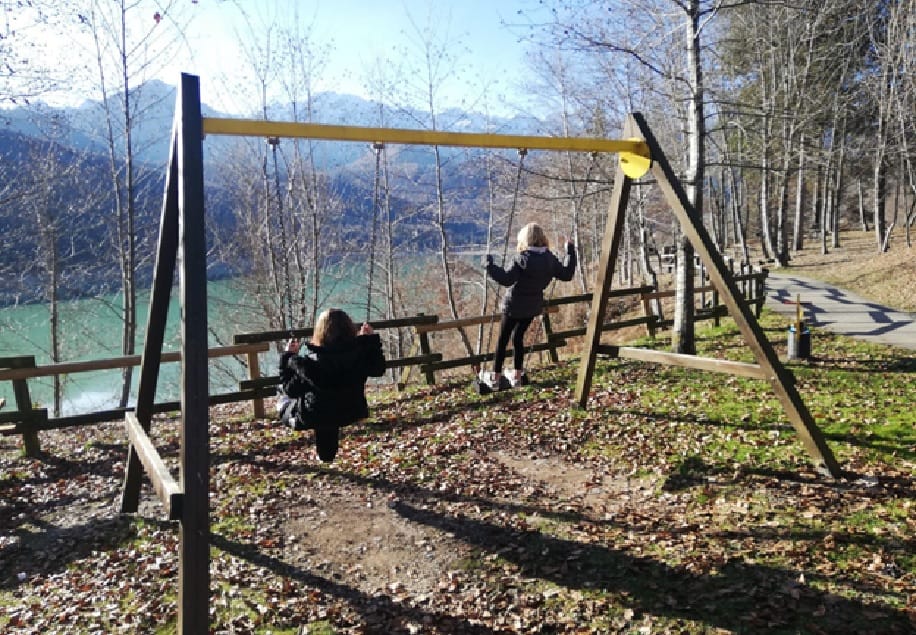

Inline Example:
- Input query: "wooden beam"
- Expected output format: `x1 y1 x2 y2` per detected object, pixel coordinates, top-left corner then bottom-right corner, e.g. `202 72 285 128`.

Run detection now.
549 315 659 341
575 117 636 407
603 346 768 379
0 343 268 382
413 307 557 334
541 286 654 308
632 112 841 478
421 341 564 373
177 72 210 635
12 378 40 456
233 315 439 344
121 112 182 516
240 352 445 392
124 412 182 520
0 356 36 369
203 117 651 157
246 349 265 419
0 409 48 424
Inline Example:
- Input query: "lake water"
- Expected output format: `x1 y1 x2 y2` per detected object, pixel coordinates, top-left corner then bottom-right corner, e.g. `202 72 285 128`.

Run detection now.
0 277 365 416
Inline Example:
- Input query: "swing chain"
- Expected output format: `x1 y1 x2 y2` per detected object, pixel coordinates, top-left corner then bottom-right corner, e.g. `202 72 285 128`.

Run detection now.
366 143 385 322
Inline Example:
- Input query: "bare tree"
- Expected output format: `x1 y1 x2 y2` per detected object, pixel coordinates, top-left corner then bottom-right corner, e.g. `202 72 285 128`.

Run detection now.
866 0 915 251
72 0 194 407
524 0 718 353
389 3 477 355
0 1 65 105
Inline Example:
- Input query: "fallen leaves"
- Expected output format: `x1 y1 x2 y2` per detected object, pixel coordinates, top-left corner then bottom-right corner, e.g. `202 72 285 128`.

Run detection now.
1 332 914 633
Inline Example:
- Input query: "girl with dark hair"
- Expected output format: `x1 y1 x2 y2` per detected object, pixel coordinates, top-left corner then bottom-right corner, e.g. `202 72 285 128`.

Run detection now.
277 308 386 461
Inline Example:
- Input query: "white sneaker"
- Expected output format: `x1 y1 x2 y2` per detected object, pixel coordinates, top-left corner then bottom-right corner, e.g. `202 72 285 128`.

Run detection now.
478 370 497 390
503 369 520 388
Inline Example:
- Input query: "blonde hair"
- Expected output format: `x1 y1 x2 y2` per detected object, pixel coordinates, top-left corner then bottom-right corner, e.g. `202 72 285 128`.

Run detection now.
311 308 357 347
516 222 550 253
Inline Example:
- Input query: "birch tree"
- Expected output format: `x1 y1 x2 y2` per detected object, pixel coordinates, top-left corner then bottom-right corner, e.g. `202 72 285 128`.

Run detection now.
389 3 477 355
525 0 721 354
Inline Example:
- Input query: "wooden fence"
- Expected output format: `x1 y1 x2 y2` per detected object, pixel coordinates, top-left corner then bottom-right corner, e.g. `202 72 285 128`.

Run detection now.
0 343 269 456
1 267 767 457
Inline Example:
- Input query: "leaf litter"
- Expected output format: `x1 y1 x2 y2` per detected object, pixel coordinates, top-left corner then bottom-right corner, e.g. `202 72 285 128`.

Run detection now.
1 321 915 634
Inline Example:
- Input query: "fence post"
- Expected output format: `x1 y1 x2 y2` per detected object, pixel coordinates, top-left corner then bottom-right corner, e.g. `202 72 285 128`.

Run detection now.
416 313 437 385
641 275 658 338
755 268 768 318
540 312 561 363
13 377 41 457
0 356 42 457
397 339 420 391
247 349 265 419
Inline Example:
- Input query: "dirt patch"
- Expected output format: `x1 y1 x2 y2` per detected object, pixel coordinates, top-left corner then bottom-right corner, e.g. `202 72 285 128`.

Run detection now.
492 450 657 517
284 487 462 597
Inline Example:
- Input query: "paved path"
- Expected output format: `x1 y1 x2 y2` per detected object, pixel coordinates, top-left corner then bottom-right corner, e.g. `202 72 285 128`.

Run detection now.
765 273 916 351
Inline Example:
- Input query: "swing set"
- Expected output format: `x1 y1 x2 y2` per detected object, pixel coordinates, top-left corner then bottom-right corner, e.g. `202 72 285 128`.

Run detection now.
122 73 840 633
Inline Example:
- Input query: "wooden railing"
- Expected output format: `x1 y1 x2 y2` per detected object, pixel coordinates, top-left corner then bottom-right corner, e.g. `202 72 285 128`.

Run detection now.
1 267 767 457
0 343 269 456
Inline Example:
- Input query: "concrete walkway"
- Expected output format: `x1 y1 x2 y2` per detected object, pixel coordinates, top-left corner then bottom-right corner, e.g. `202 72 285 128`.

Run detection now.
765 273 916 351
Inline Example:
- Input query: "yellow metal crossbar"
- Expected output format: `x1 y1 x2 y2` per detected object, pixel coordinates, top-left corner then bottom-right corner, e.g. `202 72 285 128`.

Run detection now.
202 117 650 157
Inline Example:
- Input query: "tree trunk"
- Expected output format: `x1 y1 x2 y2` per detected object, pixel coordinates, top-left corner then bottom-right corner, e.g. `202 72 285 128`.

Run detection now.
858 180 869 231
873 160 887 251
792 136 805 252
774 141 792 266
672 0 702 355
758 110 775 261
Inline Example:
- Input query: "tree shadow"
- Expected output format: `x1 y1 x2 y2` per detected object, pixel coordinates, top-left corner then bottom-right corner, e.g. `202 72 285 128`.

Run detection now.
389 498 913 633
0 514 136 590
808 356 916 373
0 450 125 534
601 403 915 463
210 532 511 634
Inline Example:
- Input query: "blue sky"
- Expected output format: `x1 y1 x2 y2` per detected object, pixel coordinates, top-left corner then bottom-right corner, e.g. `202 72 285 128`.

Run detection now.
9 0 546 117
178 0 544 116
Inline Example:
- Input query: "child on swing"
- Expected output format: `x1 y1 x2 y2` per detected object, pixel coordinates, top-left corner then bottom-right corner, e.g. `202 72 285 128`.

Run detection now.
483 222 577 390
277 308 386 462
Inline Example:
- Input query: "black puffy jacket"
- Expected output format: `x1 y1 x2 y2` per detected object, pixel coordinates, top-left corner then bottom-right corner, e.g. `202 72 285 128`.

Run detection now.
486 244 577 318
279 333 386 429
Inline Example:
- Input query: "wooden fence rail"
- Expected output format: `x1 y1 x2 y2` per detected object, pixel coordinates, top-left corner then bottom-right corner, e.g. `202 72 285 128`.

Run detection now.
0 343 269 456
2 268 766 457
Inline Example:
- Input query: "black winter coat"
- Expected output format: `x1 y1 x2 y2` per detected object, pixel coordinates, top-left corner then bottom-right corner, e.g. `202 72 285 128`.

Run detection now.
485 244 577 318
279 333 386 429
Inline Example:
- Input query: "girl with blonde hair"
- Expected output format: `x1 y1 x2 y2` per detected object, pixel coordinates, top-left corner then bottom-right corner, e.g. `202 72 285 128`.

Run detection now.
483 222 576 389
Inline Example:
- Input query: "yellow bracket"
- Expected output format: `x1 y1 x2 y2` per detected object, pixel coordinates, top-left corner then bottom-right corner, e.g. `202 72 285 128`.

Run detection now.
620 138 652 178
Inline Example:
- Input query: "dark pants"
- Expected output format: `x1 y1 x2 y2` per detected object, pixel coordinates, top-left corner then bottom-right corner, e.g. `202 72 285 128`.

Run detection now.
279 398 340 462
493 315 534 373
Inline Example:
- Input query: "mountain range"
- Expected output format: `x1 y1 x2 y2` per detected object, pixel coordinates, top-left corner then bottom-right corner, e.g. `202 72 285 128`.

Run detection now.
0 80 546 306
0 79 545 170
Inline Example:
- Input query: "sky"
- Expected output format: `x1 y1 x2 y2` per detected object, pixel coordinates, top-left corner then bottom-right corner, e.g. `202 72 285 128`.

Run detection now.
181 0 543 116
15 0 548 118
